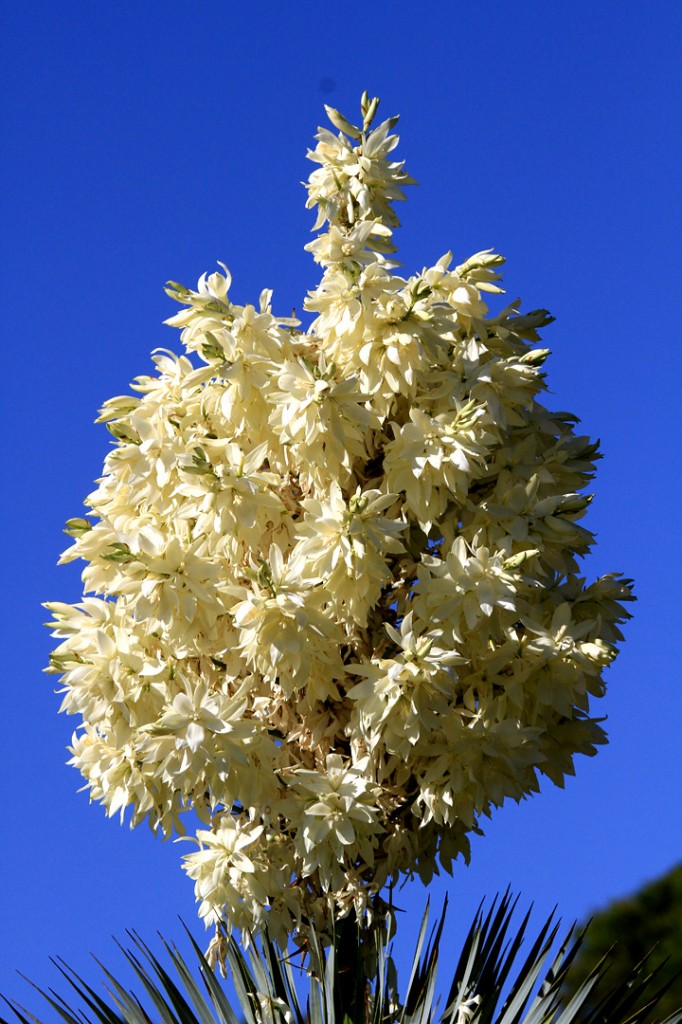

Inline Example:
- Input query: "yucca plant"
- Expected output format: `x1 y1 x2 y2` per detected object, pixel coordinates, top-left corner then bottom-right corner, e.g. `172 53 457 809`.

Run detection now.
45 91 634 950
4 897 681 1024
33 90 674 1024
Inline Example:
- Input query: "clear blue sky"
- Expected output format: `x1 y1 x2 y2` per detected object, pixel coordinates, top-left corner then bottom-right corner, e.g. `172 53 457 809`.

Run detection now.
1 0 681 1007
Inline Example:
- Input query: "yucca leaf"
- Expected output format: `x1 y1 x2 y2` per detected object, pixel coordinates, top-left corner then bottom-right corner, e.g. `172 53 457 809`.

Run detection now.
8 974 96 1024
111 945 182 1024
158 941 217 1024
123 935 207 1024
541 958 602 1024
259 937 304 1024
0 999 37 1024
180 932 240 1024
223 942 260 1024
520 926 584 1024
581 955 674 1024
402 899 434 1019
48 960 125 1024
3 897 681 1024
371 929 390 1024
496 915 561 1024
92 957 154 1024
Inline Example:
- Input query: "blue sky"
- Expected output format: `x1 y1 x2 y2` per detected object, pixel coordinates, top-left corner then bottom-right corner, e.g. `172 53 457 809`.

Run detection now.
1 0 681 1007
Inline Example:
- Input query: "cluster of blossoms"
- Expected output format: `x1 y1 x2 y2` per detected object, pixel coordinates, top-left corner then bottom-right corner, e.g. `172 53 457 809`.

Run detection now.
47 94 632 948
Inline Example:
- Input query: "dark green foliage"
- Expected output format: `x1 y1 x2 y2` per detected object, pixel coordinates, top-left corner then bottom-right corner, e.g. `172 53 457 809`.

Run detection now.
2 894 681 1024
560 863 682 1021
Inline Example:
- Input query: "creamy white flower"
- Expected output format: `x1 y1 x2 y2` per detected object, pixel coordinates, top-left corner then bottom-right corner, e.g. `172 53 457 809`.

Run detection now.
383 405 490 530
281 754 383 888
47 95 633 948
293 483 405 625
266 355 379 486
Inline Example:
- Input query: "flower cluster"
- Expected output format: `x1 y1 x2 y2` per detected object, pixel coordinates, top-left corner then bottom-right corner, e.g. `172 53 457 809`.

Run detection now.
47 93 633 947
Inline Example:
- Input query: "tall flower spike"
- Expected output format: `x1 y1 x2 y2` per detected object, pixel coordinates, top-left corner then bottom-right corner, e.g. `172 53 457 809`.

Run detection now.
305 93 416 266
47 95 633 952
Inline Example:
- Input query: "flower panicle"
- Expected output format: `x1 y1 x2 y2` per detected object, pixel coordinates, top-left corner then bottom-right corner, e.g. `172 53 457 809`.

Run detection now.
46 94 633 948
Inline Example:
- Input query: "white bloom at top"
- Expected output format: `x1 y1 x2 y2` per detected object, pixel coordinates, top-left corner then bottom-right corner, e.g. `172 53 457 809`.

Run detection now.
305 111 414 238
47 95 633 949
